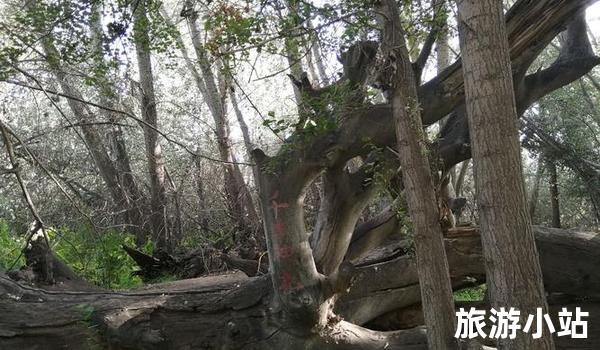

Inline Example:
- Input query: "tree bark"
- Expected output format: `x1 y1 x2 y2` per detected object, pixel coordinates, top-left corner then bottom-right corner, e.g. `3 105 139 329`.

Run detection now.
528 160 544 221
454 160 470 198
548 160 562 228
379 1 459 348
133 1 171 250
457 0 555 349
311 165 377 274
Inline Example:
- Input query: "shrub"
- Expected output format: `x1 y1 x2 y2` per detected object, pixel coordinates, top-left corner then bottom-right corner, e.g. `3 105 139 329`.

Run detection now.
0 219 25 271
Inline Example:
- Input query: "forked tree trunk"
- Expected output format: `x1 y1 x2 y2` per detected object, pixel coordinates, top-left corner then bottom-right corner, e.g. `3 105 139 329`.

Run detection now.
457 0 555 349
379 1 459 348
39 37 147 241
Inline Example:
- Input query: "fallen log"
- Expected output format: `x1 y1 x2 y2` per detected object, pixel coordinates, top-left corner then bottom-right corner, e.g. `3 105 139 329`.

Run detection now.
122 244 268 279
338 226 600 325
367 299 600 350
1 226 598 349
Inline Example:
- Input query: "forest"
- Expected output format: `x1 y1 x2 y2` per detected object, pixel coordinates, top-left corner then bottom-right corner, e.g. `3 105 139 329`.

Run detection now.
0 0 599 349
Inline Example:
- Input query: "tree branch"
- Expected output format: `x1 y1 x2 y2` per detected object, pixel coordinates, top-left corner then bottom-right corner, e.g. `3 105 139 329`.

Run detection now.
520 13 600 110
311 162 379 275
413 0 447 83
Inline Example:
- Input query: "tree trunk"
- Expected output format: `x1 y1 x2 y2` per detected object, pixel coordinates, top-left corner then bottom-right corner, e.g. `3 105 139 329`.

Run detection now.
25 0 147 239
283 0 305 108
454 159 470 197
193 154 210 231
528 159 544 220
90 2 147 242
133 0 171 250
435 2 459 225
181 3 260 238
457 0 555 349
230 91 261 209
548 160 562 228
436 14 451 74
379 1 459 348
308 20 329 85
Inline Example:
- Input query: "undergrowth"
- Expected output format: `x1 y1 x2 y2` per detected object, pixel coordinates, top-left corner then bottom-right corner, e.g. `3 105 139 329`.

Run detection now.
0 219 154 289
453 284 487 302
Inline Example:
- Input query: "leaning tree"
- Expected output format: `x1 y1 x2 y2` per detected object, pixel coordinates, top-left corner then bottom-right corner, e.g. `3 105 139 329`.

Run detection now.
1 0 600 349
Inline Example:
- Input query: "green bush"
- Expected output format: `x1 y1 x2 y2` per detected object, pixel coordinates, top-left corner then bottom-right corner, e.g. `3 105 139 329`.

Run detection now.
51 225 150 289
454 284 487 302
0 220 153 289
0 219 25 271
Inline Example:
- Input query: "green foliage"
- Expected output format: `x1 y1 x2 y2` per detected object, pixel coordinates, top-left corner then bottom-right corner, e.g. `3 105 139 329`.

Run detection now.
0 46 22 80
262 111 294 135
362 143 389 189
50 226 149 289
521 48 600 228
16 1 94 64
132 0 181 55
454 284 487 302
1 221 177 289
0 220 25 271
335 1 374 46
204 2 263 59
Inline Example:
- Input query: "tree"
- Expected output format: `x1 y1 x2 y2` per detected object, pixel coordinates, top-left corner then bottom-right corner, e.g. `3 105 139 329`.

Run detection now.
528 159 544 220
179 1 260 246
1 0 599 348
378 0 458 348
457 0 555 349
132 0 172 250
20 1 149 243
548 160 562 228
